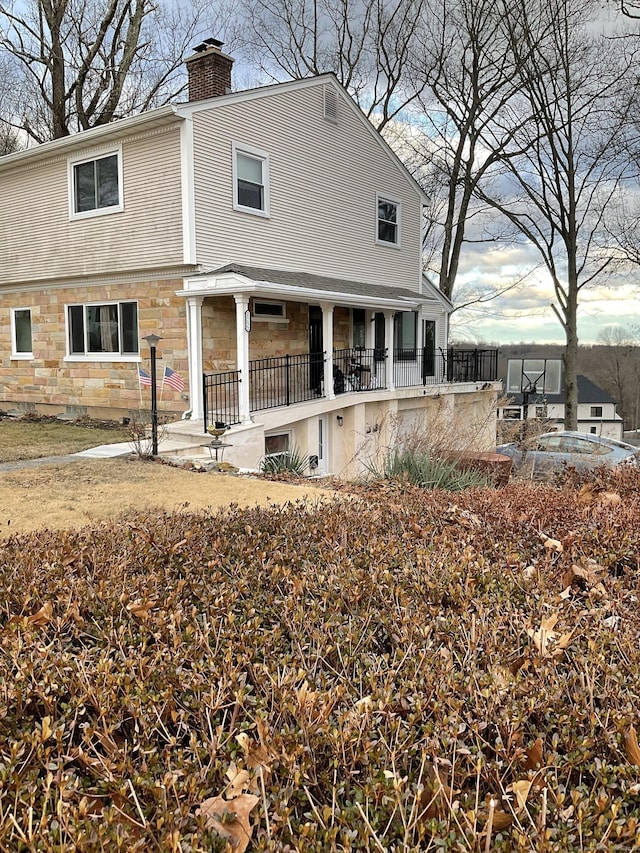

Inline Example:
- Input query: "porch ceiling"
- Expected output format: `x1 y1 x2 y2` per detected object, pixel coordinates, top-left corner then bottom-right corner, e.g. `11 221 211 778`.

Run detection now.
179 263 432 310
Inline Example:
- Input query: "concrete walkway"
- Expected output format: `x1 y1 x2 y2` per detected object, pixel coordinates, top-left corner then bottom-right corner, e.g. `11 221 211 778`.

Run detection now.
0 434 207 472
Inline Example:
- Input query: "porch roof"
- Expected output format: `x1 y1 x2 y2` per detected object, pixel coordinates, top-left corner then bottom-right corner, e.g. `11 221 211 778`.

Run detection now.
179 264 435 310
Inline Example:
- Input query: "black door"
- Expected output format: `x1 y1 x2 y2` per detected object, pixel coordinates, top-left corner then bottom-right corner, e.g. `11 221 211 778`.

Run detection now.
309 305 323 393
422 319 436 380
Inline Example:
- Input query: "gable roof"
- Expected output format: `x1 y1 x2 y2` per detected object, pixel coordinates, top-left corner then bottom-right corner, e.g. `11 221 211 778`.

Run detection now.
0 75 428 206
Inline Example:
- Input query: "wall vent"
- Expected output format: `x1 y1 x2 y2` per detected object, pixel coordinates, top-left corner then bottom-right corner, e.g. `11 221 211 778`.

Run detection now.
324 87 338 123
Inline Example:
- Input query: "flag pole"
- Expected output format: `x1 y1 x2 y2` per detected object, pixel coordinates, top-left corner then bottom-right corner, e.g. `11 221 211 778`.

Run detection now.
159 364 166 406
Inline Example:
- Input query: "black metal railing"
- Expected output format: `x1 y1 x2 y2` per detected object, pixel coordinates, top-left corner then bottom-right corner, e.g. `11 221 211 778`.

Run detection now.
444 348 498 383
333 347 387 394
203 370 241 431
203 347 498 428
249 352 325 413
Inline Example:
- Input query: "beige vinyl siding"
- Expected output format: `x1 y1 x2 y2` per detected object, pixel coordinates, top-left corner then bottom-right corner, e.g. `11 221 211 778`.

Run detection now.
0 126 184 286
191 85 423 291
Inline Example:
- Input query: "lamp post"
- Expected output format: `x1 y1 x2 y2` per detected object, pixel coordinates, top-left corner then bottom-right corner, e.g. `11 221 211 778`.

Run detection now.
143 334 163 455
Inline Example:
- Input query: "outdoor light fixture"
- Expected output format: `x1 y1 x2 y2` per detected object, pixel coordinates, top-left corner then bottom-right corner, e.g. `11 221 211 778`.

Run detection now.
336 415 344 426
143 333 163 455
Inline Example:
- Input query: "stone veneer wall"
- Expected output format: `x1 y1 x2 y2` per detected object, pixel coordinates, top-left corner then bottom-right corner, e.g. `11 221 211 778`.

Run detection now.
202 298 348 371
0 278 188 420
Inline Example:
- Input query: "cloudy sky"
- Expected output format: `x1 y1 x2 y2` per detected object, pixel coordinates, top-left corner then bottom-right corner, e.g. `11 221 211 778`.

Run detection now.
448 248 640 346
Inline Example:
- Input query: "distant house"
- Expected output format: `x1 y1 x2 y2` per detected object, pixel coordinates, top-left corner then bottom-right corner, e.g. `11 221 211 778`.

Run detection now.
0 41 500 476
499 374 623 440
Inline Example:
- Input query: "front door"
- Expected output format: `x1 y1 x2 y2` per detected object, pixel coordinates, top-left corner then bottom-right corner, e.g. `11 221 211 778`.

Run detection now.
309 305 323 393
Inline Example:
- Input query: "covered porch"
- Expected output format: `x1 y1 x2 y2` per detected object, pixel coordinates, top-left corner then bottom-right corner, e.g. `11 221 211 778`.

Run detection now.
202 346 498 429
178 264 497 430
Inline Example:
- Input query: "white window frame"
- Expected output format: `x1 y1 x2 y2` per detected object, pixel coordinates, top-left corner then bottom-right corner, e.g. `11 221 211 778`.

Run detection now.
64 299 140 362
376 194 401 247
251 300 287 322
232 142 270 217
67 145 124 220
264 431 293 457
10 307 34 360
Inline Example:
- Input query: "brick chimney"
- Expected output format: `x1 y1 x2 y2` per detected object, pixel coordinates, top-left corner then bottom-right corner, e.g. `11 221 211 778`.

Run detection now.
185 38 234 101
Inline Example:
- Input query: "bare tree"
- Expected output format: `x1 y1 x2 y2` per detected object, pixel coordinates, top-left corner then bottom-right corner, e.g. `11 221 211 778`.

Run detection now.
235 0 426 131
478 0 637 430
587 326 640 429
404 0 535 301
0 0 211 142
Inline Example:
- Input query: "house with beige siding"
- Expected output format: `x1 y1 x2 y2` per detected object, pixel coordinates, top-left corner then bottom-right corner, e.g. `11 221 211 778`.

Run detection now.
0 40 500 476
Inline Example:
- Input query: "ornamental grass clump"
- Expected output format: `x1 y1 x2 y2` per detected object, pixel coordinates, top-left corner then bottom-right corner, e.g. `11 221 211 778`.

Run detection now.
1 465 640 849
378 445 491 490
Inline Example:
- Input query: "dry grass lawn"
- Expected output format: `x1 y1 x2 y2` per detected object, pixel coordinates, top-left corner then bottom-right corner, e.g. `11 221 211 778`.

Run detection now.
0 418 131 462
0 458 326 538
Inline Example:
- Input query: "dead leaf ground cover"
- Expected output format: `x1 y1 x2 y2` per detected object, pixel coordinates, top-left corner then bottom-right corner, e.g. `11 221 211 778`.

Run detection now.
1 466 640 850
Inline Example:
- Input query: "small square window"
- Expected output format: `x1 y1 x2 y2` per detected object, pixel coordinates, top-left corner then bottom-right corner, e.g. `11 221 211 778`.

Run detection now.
377 196 400 245
69 148 123 218
11 308 33 359
233 144 270 216
590 406 603 417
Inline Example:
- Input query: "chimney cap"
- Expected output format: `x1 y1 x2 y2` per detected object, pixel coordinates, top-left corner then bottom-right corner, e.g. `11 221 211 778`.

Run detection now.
192 37 224 53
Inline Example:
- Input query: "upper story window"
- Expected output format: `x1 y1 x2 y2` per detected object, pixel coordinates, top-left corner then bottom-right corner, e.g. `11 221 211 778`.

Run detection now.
590 406 603 417
66 301 138 359
11 307 33 359
68 148 123 219
377 195 400 246
233 143 270 217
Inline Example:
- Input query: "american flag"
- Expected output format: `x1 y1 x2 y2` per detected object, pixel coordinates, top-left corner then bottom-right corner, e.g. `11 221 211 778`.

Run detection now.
138 367 152 387
163 366 185 392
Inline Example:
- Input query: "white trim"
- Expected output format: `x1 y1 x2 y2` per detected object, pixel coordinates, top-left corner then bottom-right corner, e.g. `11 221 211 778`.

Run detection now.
375 193 401 248
252 299 287 321
232 142 270 218
180 116 197 264
67 145 124 220
179 272 423 311
10 306 34 359
63 355 141 364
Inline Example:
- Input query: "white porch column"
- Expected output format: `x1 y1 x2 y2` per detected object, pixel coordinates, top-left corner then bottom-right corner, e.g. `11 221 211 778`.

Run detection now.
186 296 204 420
234 294 252 423
365 310 375 349
320 302 335 400
385 310 396 391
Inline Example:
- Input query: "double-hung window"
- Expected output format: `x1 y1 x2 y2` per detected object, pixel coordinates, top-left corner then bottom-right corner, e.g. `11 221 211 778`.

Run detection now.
67 301 138 358
233 143 270 216
11 308 33 359
69 148 123 218
377 195 400 246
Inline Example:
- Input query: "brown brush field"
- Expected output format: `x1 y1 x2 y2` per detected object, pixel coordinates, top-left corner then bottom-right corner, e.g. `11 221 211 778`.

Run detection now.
1 464 640 850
